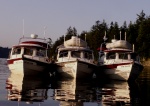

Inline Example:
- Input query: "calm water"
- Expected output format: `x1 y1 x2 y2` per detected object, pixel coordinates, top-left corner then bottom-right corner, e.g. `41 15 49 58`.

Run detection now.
0 58 150 106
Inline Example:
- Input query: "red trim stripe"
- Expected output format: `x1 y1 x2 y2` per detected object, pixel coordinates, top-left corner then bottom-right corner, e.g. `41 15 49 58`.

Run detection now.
7 58 22 64
103 62 133 69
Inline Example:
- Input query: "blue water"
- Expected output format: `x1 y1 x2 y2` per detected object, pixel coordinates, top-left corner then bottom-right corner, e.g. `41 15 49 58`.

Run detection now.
0 58 150 106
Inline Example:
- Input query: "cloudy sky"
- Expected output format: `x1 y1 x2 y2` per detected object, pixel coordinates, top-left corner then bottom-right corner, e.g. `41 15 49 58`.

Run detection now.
0 0 150 47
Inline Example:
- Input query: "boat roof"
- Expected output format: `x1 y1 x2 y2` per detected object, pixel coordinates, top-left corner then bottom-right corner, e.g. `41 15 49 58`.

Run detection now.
58 47 93 52
13 44 46 49
13 41 49 49
104 48 132 52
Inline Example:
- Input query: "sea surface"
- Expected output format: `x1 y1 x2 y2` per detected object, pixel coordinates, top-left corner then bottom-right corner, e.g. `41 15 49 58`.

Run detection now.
0 58 150 106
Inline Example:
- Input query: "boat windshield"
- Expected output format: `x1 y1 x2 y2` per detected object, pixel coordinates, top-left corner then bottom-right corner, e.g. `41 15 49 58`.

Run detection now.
59 50 68 58
71 51 81 58
106 52 129 60
36 48 46 57
119 53 128 59
24 48 33 56
106 52 115 59
12 47 21 55
84 51 93 59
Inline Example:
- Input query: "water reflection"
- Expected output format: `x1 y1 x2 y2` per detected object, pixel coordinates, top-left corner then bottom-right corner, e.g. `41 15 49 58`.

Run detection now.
5 73 51 104
5 72 142 106
51 78 95 106
101 81 130 105
50 78 141 106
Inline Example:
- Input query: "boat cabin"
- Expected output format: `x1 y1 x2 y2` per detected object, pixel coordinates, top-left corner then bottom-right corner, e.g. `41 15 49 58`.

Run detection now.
99 49 141 64
57 48 94 63
9 45 49 62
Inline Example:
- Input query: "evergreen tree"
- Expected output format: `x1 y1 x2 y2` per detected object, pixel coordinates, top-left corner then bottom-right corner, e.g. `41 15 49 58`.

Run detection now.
108 21 119 41
49 10 150 60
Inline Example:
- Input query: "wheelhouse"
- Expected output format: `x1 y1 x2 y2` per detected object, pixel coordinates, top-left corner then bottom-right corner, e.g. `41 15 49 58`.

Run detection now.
103 50 140 62
9 46 48 59
57 48 94 63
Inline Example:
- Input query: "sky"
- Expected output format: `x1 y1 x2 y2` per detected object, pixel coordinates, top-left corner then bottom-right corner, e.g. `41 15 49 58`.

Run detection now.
0 0 150 48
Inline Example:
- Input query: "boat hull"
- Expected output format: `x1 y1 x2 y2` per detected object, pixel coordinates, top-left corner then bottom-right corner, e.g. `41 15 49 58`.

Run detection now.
7 57 50 75
97 62 143 81
128 62 144 81
56 60 96 79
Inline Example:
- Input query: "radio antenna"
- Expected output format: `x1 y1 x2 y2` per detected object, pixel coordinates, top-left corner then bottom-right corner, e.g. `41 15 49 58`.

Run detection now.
125 32 126 41
44 26 47 39
23 19 24 37
120 31 121 40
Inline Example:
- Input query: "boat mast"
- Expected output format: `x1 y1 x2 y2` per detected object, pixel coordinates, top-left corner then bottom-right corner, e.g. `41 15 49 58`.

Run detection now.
23 19 24 37
85 34 86 42
120 31 121 40
85 34 87 47
44 26 47 39
125 32 126 41
133 44 135 52
98 31 107 63
79 35 80 47
75 34 77 47
64 34 65 45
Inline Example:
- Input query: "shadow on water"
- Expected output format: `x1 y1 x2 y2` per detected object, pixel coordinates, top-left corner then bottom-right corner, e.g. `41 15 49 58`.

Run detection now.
4 66 150 106
136 66 150 106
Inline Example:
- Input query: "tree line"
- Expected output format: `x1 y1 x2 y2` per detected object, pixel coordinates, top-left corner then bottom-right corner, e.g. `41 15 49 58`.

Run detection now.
50 10 150 61
1 10 150 61
0 47 10 58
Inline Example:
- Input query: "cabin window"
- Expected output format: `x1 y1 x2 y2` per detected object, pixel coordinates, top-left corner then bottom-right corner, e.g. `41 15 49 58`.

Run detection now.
84 51 93 59
24 48 33 56
119 53 128 59
59 51 68 58
36 48 46 57
71 51 80 58
106 52 115 59
12 47 21 55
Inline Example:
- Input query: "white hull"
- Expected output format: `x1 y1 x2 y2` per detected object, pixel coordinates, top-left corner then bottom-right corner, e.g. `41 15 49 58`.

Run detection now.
7 34 53 76
8 59 47 75
98 38 143 81
56 60 95 79
56 36 96 79
102 62 143 81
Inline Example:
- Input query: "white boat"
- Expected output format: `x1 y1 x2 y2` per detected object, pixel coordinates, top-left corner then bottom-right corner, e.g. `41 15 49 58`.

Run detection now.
97 37 143 81
55 36 97 79
7 34 53 75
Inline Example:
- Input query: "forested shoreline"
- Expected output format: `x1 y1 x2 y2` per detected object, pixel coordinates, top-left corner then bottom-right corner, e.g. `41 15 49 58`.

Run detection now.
1 11 150 61
51 10 150 61
0 47 10 58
